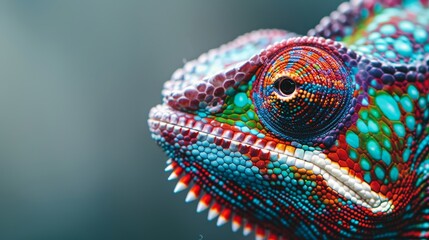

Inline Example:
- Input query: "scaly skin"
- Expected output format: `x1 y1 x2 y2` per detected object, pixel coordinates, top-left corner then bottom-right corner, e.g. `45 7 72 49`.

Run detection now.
148 0 429 239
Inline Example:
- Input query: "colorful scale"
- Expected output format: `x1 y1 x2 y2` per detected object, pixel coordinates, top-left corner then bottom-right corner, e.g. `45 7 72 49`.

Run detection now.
149 0 429 239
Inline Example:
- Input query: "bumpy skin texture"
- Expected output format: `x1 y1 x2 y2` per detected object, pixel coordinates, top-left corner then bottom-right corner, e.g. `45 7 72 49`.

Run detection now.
148 0 429 239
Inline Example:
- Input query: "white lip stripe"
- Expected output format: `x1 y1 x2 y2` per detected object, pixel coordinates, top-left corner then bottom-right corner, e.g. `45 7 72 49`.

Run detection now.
284 151 393 213
149 107 394 213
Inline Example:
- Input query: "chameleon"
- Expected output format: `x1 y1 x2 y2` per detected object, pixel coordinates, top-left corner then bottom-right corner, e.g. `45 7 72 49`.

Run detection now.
148 0 429 239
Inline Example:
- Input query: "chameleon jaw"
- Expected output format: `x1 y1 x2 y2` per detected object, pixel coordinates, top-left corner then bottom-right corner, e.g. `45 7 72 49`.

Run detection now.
164 158 283 240
149 104 394 214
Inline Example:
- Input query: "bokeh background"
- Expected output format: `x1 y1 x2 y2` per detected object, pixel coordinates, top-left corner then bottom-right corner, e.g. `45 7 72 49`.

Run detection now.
0 0 345 239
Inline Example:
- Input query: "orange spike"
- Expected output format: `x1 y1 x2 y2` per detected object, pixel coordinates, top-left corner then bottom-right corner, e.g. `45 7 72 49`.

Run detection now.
231 214 242 232
185 184 201 202
208 202 222 220
164 161 177 172
196 194 212 212
243 221 253 236
174 174 192 193
255 226 266 240
267 232 279 240
168 167 183 180
216 208 232 226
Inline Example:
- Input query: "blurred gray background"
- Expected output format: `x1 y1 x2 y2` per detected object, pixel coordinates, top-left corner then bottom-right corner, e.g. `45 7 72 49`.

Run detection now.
0 0 344 239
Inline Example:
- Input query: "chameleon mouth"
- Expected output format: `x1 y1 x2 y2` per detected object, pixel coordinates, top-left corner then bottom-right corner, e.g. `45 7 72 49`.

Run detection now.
148 105 394 215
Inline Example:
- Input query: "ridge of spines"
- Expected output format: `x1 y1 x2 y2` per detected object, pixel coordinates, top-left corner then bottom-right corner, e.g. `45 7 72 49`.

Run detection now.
164 159 284 240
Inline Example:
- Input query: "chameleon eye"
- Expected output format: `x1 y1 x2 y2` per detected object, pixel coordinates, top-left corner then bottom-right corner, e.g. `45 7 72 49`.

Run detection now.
252 39 354 142
275 77 297 96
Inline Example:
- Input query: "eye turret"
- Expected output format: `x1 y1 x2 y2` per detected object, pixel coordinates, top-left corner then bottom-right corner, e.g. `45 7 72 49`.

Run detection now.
252 37 355 142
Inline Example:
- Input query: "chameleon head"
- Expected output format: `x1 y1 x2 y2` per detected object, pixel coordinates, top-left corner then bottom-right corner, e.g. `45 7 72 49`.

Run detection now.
148 31 425 238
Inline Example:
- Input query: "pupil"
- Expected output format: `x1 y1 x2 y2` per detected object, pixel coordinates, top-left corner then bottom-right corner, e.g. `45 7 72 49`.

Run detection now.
277 77 296 95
